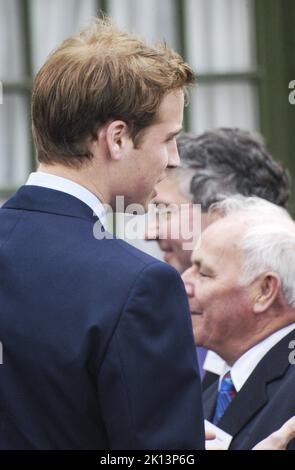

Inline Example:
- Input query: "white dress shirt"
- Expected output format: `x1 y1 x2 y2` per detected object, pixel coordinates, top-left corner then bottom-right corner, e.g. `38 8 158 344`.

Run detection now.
204 322 295 392
26 171 106 226
203 351 228 377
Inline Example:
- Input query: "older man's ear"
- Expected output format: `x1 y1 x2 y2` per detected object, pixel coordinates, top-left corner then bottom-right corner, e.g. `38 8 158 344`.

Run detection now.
252 272 281 314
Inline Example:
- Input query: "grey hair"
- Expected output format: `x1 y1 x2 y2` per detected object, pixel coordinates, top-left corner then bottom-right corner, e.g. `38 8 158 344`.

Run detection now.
176 128 290 210
210 195 295 308
209 194 292 219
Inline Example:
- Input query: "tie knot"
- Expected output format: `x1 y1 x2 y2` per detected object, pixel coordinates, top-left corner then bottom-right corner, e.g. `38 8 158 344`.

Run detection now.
220 371 235 392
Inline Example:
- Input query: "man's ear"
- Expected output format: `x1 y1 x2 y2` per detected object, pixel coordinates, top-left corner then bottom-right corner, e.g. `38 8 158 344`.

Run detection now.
105 120 132 161
253 272 281 314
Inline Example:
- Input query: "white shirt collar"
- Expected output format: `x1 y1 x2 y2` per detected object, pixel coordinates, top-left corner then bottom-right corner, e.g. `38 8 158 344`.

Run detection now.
230 323 295 392
203 351 227 377
25 172 106 226
203 323 295 392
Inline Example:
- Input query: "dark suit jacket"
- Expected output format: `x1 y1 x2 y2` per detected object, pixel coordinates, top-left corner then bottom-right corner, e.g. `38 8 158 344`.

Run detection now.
0 186 204 450
202 371 219 391
203 331 295 449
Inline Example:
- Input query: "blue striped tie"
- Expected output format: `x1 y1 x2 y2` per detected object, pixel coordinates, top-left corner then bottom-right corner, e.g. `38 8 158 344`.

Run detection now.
212 371 236 425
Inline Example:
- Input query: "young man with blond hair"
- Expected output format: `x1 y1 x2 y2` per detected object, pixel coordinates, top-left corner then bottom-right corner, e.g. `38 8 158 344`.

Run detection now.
0 19 204 449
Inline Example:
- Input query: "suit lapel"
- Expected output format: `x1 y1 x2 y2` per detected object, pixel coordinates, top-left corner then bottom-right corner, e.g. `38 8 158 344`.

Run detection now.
203 380 218 421
217 330 294 437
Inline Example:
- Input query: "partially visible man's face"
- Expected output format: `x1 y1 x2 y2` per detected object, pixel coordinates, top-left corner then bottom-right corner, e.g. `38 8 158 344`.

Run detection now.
146 176 194 272
145 174 213 273
182 218 254 359
117 90 184 212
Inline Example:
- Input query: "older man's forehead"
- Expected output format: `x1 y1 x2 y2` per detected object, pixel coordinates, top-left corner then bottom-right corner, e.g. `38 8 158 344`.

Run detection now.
204 215 248 239
192 219 242 260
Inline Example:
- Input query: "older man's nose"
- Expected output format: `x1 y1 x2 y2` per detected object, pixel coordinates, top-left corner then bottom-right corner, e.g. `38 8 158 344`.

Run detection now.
184 282 194 297
182 268 194 296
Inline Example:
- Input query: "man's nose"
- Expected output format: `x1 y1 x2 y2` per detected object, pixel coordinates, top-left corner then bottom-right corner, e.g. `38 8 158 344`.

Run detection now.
167 143 180 169
182 268 194 296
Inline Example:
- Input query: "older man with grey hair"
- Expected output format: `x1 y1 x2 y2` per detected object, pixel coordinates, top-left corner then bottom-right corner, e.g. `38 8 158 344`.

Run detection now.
182 195 295 450
147 128 290 274
146 128 291 384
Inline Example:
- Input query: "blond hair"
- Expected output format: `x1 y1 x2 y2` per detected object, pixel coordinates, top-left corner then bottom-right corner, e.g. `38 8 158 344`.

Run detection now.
32 18 196 167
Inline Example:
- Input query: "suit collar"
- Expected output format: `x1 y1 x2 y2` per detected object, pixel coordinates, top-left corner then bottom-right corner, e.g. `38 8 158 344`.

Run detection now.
217 330 295 436
25 172 106 223
3 185 100 223
230 323 295 392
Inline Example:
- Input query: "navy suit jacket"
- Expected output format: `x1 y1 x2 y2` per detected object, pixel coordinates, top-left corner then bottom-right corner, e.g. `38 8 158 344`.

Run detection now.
203 331 295 449
0 186 204 450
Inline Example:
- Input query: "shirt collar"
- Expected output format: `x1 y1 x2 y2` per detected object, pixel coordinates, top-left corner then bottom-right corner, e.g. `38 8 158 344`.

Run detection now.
25 172 106 227
204 323 295 392
230 323 295 392
203 351 227 377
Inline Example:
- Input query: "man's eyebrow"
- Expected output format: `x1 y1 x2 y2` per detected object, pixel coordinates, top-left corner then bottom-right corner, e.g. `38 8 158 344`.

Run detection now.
192 258 213 273
166 128 182 140
191 258 201 267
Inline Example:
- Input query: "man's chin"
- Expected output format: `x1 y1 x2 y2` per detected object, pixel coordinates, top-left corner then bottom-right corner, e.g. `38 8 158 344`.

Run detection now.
193 331 205 348
163 254 182 272
163 251 174 263
192 316 203 335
